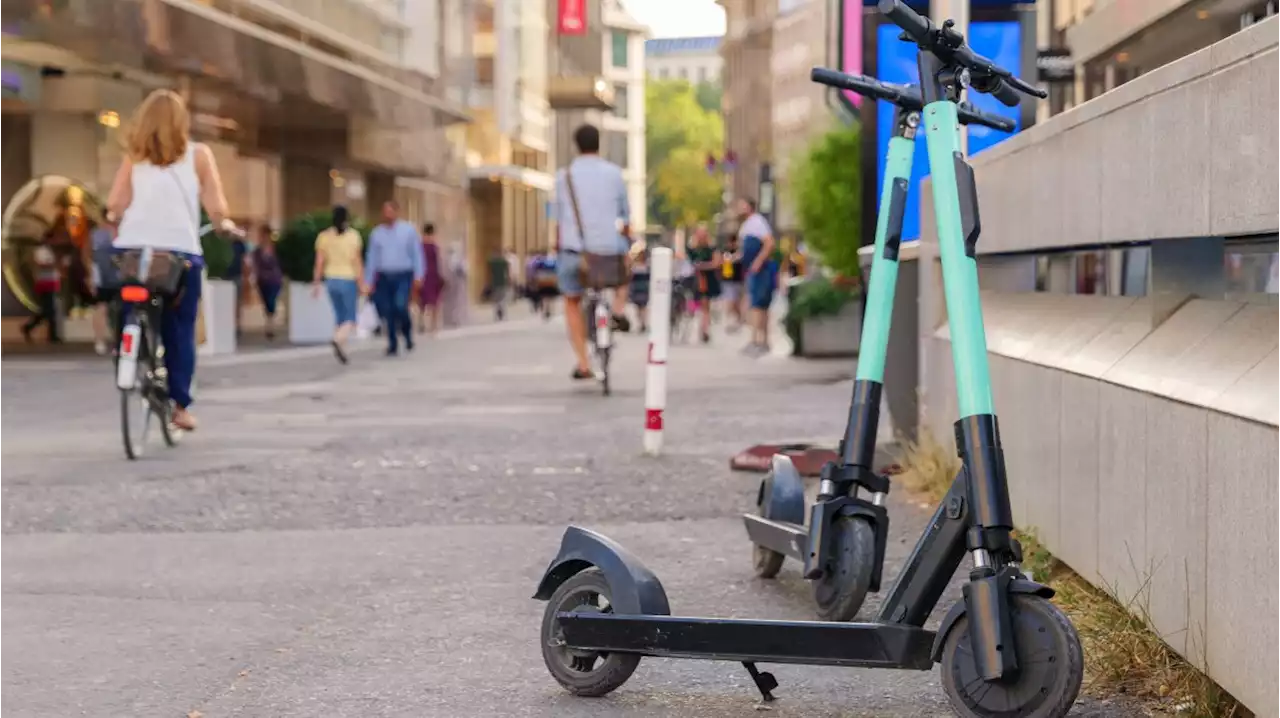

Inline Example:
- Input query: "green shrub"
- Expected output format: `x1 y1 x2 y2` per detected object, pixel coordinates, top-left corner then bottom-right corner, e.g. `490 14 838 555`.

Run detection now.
783 275 856 351
788 123 862 279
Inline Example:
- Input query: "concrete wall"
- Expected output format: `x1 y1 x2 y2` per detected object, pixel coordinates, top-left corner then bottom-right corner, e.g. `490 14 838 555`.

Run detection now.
912 17 1279 716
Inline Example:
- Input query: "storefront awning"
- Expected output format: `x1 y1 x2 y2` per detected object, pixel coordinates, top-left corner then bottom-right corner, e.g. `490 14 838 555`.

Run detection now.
1 0 468 128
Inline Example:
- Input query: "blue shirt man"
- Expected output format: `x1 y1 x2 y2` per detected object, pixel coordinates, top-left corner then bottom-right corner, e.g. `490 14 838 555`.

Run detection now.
365 201 424 355
552 123 633 379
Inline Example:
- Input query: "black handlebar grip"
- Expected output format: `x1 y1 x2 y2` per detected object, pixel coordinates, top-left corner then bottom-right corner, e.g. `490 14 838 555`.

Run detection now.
810 67 896 102
876 0 931 42
957 104 1015 132
986 78 1023 108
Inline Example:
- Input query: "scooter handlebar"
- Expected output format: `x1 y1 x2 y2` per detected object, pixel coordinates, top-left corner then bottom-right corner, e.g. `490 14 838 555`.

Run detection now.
810 67 910 106
956 103 1015 132
876 0 932 44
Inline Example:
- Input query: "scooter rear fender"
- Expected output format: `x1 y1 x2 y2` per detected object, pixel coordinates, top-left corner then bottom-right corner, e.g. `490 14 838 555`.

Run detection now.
757 454 806 526
532 525 672 616
929 576 1055 662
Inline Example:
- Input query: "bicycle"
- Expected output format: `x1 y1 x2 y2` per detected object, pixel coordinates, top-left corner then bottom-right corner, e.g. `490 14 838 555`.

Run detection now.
111 246 188 460
582 284 615 396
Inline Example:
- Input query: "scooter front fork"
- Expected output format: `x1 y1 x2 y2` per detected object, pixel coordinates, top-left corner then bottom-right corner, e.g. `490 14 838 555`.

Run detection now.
955 413 1026 681
802 462 891 590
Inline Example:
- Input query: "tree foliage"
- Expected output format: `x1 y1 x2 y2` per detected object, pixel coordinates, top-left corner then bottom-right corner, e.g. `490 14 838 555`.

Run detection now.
694 82 722 113
645 79 723 228
788 123 862 279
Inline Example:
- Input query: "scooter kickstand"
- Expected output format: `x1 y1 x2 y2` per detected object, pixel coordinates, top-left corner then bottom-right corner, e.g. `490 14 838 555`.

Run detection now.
742 662 778 702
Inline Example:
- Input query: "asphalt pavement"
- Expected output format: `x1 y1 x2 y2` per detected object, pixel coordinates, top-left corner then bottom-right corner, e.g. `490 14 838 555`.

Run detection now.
1 312 1144 718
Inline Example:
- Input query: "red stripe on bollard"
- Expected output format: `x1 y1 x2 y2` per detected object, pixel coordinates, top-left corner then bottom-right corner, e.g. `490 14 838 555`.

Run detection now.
647 343 665 365
645 408 664 430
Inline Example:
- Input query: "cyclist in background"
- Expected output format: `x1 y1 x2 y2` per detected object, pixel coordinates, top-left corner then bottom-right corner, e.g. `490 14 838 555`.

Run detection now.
106 88 234 432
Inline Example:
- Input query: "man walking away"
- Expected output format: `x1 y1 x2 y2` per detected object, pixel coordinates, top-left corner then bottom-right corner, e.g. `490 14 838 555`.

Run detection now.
22 244 62 344
736 198 778 356
365 200 424 356
552 123 633 380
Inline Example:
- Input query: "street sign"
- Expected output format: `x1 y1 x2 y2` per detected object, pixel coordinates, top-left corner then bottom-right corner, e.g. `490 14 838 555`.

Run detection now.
1036 48 1075 82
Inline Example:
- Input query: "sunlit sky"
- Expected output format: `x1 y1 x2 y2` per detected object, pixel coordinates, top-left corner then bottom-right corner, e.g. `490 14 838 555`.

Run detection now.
622 0 726 38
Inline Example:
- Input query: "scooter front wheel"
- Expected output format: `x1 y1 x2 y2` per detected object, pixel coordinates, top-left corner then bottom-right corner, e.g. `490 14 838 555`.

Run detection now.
940 594 1084 718
540 568 641 696
810 516 876 621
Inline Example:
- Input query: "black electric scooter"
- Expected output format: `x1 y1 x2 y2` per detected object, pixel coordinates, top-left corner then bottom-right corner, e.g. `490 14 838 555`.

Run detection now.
747 71 1016 623
533 4 1083 715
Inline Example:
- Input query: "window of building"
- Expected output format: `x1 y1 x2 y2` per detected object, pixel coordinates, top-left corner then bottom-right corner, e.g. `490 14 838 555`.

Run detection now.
697 66 707 83
613 84 628 118
658 67 669 79
605 130 629 168
678 67 688 80
611 31 628 68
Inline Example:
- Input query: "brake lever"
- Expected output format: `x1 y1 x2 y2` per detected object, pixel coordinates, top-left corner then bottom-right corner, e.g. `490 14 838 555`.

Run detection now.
1008 75 1049 99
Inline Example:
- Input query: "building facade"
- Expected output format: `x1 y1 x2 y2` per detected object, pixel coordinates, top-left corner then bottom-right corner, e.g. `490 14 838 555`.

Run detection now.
547 0 648 241
1 0 472 316
645 36 722 86
718 0 775 208
466 0 553 299
769 0 833 234
1037 0 1277 119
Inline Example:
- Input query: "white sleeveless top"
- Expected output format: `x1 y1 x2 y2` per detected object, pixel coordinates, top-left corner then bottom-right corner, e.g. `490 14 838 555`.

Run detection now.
114 142 203 256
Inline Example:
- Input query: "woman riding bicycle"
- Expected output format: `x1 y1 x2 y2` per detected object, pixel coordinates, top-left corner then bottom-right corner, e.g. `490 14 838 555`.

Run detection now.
106 89 234 432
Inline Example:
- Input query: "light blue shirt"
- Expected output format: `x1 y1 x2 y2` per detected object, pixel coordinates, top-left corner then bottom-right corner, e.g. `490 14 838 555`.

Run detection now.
553 155 630 255
365 219 425 286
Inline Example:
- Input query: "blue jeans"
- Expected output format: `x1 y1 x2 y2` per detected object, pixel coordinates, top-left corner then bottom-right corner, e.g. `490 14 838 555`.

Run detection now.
116 252 203 408
374 271 413 352
325 278 359 325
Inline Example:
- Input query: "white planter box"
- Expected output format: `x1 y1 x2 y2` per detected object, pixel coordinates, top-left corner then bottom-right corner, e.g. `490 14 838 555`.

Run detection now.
200 277 238 355
288 281 336 345
800 302 861 358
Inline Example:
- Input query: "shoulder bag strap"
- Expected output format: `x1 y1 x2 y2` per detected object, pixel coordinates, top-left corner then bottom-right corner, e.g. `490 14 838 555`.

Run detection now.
564 163 587 249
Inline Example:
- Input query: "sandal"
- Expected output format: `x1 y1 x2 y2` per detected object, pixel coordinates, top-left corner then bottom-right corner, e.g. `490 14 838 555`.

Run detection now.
171 407 198 431
571 367 594 380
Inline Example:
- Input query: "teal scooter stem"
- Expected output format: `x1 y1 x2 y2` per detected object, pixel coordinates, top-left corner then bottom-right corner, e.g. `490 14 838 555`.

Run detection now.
746 68 1015 623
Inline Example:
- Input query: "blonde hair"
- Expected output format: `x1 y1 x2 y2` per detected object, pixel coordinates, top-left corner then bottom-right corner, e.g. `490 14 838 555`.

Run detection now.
125 89 190 166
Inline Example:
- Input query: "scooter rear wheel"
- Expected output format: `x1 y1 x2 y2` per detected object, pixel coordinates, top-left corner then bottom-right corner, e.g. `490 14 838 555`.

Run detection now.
540 568 641 697
940 594 1084 718
810 516 876 621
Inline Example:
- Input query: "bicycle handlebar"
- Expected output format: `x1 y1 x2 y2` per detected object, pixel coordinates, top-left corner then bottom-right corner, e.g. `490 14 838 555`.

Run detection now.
875 0 1048 105
810 66 1016 132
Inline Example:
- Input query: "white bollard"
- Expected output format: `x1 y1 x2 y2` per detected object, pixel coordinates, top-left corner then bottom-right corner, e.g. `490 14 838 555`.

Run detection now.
644 247 673 455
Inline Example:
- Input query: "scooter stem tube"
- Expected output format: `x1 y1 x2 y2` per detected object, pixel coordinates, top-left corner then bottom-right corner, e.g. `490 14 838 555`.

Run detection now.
854 135 914 385
920 100 994 418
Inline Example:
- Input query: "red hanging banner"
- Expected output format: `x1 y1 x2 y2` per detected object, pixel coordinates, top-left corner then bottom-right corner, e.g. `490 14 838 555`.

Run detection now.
558 0 587 35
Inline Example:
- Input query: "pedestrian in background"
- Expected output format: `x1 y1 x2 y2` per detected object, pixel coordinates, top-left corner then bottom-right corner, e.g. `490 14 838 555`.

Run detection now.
364 200 424 356
720 234 745 332
22 243 62 344
251 224 283 341
486 250 511 321
442 240 468 328
414 222 445 336
225 226 250 337
312 205 364 364
687 223 722 344
88 217 118 355
736 197 778 356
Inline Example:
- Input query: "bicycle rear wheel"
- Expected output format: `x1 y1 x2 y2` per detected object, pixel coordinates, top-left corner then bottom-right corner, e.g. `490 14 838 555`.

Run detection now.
119 331 153 461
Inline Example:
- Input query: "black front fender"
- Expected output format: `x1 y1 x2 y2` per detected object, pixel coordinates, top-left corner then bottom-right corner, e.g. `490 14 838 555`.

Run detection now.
929 577 1055 662
532 526 672 616
757 454 806 526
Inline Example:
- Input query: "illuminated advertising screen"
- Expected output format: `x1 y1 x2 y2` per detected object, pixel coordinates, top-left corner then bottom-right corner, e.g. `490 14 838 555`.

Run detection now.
873 20 1023 242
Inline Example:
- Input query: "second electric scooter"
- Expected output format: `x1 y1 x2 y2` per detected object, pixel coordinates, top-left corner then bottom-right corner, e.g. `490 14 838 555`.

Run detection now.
747 71 1016 623
534 4 1083 716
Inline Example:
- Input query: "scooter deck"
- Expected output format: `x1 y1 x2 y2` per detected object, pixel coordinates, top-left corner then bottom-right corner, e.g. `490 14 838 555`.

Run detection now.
742 514 808 561
557 613 936 670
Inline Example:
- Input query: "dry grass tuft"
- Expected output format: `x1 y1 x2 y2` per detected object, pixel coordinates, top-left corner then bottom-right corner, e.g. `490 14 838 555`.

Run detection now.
890 433 1248 718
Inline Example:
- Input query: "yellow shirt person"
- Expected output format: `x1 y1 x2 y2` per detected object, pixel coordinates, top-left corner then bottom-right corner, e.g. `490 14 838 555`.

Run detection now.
315 226 363 280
